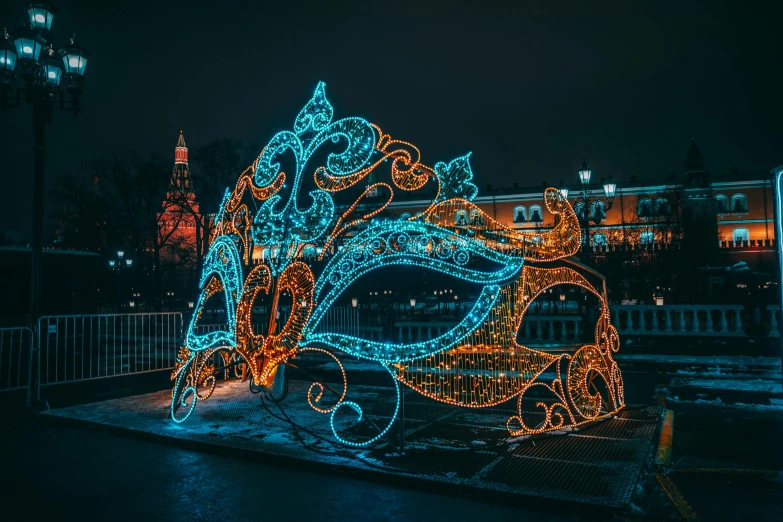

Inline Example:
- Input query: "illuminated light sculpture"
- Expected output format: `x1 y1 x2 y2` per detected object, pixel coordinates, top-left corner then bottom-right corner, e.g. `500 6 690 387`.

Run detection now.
171 81 626 446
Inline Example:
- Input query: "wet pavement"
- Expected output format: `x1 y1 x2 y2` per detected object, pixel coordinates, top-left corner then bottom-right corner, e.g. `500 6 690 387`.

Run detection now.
39 379 660 508
1 417 606 522
3 355 783 520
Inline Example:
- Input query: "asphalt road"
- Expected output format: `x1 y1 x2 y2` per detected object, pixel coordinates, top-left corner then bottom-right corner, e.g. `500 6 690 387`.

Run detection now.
1 417 602 522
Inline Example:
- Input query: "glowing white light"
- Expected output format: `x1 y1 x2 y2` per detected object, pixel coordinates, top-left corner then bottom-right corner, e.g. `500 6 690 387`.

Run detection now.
23 46 33 54
34 14 46 23
47 71 56 78
68 57 80 67
0 58 5 64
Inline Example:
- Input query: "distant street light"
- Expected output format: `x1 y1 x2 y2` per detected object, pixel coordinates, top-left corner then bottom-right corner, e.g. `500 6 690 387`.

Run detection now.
2 2 91 330
351 297 358 308
562 161 618 265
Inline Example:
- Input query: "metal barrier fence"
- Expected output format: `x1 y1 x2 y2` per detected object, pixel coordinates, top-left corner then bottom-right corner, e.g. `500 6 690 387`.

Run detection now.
37 313 183 392
314 306 359 337
0 327 34 403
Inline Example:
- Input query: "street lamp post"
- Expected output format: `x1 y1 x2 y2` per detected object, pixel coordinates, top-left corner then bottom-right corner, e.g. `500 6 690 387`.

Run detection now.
562 162 617 265
1 2 91 329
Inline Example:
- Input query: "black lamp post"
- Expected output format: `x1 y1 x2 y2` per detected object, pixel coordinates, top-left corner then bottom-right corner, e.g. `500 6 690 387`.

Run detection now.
561 162 617 265
1 2 91 328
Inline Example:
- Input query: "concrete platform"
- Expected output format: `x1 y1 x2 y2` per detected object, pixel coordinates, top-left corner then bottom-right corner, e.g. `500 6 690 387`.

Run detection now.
42 379 661 509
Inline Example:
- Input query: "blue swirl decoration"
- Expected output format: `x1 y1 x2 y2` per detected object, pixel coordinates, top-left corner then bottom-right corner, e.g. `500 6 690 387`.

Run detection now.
251 84 377 276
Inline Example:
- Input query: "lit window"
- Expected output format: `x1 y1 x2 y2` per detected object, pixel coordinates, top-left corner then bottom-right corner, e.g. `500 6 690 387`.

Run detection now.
529 204 543 223
655 198 670 215
714 194 729 213
731 193 748 214
455 210 467 226
640 231 654 244
637 198 653 218
732 228 749 243
513 205 527 223
400 212 411 220
593 233 608 246
469 209 483 225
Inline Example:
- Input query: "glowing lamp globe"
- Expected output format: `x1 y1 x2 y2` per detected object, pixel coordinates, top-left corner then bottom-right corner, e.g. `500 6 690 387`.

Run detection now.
559 187 569 199
13 26 45 65
603 177 617 201
42 48 62 87
0 34 16 85
59 37 90 93
578 162 592 185
28 2 58 33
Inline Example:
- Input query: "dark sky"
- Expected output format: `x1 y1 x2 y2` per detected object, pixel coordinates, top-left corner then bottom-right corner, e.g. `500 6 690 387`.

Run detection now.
1 0 781 242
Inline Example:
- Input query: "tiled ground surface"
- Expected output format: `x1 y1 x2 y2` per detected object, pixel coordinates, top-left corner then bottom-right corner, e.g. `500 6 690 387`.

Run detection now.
43 379 660 508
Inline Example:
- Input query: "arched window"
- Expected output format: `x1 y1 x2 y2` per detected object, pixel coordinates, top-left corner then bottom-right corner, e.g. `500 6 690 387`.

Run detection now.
732 228 749 243
655 197 670 216
714 194 729 214
303 246 316 258
455 210 467 226
513 205 527 223
400 212 411 220
469 208 483 225
731 193 748 214
529 204 543 223
592 233 608 246
637 198 653 218
640 231 654 244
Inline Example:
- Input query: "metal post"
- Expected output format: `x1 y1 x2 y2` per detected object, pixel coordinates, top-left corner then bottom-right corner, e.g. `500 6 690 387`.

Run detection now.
28 99 48 409
29 100 46 327
771 166 783 387
399 374 405 455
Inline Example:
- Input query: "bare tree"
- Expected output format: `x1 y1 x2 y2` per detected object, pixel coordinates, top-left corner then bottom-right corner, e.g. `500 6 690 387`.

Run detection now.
56 152 196 310
188 137 258 267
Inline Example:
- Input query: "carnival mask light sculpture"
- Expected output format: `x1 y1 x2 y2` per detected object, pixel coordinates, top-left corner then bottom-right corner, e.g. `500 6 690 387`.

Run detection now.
171 82 625 446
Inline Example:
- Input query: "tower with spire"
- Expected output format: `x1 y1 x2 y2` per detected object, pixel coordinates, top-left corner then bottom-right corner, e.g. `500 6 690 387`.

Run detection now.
681 138 717 272
158 131 200 267
166 131 198 208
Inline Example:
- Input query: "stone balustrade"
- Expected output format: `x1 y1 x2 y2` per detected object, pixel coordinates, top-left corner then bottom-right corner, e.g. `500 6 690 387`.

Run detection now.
388 315 583 344
613 304 744 336
347 304 776 341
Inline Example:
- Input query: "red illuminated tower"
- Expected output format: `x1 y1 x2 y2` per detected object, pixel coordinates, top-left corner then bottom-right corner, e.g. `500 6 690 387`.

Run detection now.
159 131 200 264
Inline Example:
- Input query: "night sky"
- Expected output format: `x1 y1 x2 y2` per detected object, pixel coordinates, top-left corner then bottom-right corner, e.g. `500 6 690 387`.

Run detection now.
1 0 781 243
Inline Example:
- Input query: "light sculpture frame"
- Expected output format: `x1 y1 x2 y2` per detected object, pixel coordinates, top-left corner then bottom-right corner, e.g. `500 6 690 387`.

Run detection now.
171 82 626 446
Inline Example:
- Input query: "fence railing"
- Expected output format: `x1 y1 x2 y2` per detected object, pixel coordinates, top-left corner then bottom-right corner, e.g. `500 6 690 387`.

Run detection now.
0 327 34 402
313 306 360 337
16 300 778 403
37 313 183 391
